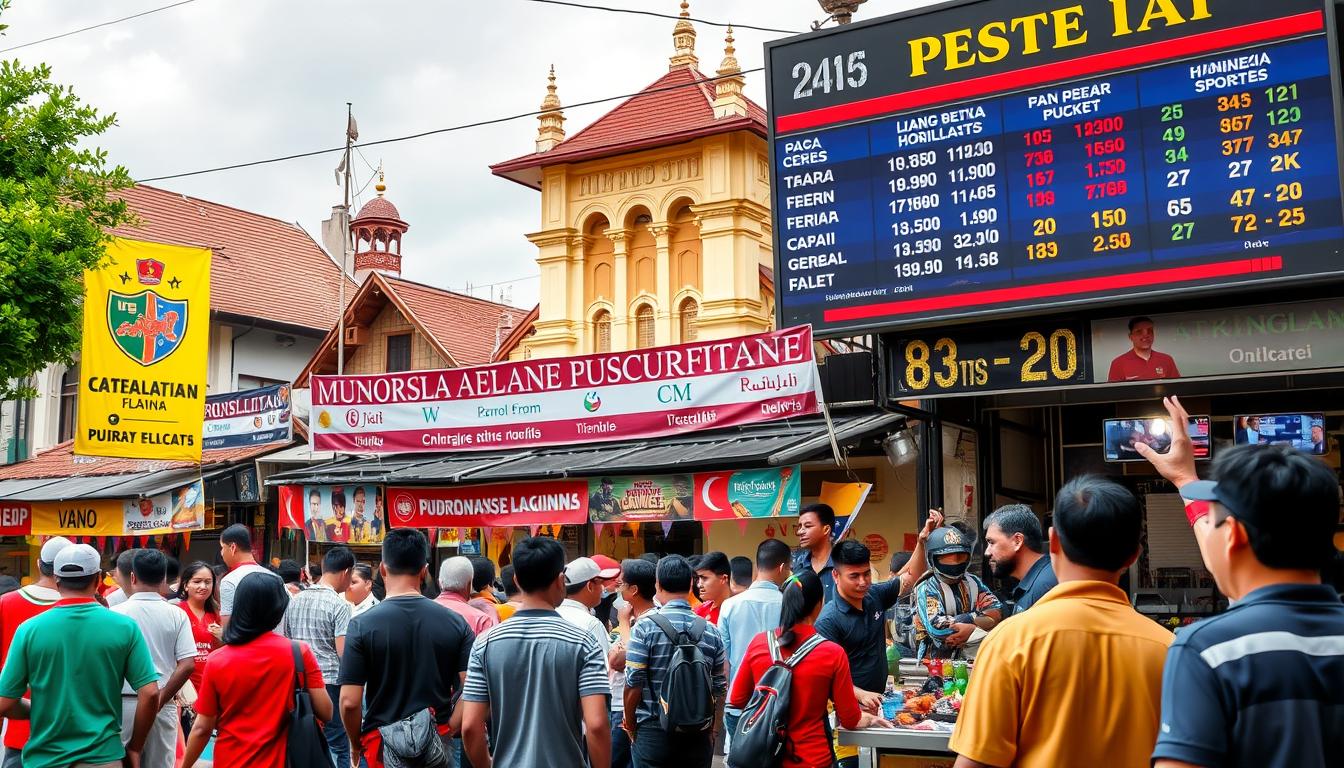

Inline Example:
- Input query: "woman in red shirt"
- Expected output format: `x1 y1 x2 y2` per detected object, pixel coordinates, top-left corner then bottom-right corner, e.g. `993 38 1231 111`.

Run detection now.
182 572 332 768
729 570 891 768
176 561 222 690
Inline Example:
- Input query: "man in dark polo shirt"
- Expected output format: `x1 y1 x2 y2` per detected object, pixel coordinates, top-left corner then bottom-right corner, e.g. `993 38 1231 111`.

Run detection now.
983 504 1058 614
1139 395 1344 768
792 503 838 606
1107 316 1182 382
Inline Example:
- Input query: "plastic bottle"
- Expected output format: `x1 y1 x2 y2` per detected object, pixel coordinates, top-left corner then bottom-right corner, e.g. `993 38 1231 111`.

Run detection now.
953 660 969 695
941 659 954 679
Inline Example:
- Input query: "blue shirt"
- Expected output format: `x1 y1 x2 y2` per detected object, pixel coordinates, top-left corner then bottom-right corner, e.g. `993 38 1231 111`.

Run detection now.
1011 555 1058 615
624 599 728 727
814 578 903 693
718 581 783 695
792 549 836 606
1152 583 1344 768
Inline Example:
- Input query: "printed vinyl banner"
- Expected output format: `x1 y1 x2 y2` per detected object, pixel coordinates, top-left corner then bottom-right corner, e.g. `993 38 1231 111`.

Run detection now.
124 480 206 535
77 238 211 461
694 466 802 521
589 475 694 523
204 384 292 449
300 485 386 544
388 482 588 528
22 480 206 537
310 326 822 454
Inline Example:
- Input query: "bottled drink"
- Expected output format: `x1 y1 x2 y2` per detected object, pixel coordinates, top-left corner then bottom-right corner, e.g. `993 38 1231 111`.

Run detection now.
941 659 954 679
954 660 969 695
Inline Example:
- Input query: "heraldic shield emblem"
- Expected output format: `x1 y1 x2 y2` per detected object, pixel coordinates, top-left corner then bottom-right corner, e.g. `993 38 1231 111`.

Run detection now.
107 290 188 366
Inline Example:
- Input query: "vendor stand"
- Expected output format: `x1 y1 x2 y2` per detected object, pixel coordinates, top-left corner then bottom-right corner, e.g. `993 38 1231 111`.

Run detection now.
839 729 954 767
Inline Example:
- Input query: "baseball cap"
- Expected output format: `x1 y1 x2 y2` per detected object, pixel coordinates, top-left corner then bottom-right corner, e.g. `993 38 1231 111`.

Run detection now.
564 557 602 587
590 555 621 580
53 544 102 578
39 536 74 565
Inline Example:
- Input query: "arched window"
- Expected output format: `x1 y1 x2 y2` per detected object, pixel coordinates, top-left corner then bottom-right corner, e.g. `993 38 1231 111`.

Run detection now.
635 305 655 349
679 298 699 343
593 310 612 353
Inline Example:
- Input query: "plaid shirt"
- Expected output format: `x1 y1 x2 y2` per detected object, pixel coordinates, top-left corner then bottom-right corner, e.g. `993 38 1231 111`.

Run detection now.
283 584 351 681
624 599 727 726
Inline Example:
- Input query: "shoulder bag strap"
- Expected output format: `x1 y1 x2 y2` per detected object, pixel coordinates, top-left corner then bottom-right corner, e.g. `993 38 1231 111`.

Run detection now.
765 629 782 663
783 634 827 669
648 612 681 644
289 641 305 695
687 616 707 643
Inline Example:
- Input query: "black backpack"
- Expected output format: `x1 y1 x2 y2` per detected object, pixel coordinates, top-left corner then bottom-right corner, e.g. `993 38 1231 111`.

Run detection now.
648 613 715 733
726 631 828 768
286 642 331 768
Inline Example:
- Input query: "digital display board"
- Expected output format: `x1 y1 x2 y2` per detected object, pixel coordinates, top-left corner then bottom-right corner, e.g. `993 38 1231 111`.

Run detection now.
766 0 1344 336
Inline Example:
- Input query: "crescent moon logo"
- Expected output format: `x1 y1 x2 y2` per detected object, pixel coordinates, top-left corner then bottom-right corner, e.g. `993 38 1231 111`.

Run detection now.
701 475 724 512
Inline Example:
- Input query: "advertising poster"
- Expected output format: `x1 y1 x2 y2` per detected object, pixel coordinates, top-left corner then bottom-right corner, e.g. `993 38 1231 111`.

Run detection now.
387 481 588 529
589 475 694 523
29 499 128 536
693 466 802 521
123 480 205 535
302 485 385 544
76 238 211 461
203 384 292 449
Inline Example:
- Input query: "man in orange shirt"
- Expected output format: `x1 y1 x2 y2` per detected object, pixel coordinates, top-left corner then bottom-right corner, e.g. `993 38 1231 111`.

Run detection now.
1108 316 1182 382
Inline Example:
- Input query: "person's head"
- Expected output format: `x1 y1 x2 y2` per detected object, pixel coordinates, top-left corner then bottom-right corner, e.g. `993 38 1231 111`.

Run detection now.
499 565 520 599
888 551 913 581
1127 316 1155 352
438 556 476 598
796 503 836 552
374 488 385 519
592 554 623 596
0 576 19 598
219 524 253 569
468 556 496 594
655 554 694 602
129 548 168 591
984 504 1046 579
353 486 367 516
1051 475 1142 580
308 489 321 517
924 526 974 584
164 556 180 586
380 528 430 584
306 563 320 584
1311 424 1325 444
347 563 375 605
1181 445 1340 599
778 568 825 645
53 544 103 596
176 561 219 612
114 548 139 592
277 559 304 587
221 572 290 645
694 551 732 603
730 556 753 592
330 488 347 521
639 552 660 565
37 536 73 580
756 538 793 586
832 540 873 601
512 537 567 607
599 478 614 495
322 546 356 592
563 557 607 608
620 558 656 605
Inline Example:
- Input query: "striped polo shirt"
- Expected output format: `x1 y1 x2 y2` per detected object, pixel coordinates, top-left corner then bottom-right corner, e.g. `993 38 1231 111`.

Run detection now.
1152 583 1344 767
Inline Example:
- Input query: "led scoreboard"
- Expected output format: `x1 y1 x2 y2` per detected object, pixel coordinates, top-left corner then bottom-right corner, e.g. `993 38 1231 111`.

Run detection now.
766 0 1344 336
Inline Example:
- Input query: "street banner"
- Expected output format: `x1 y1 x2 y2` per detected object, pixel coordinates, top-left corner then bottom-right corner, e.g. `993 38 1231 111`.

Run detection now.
589 475 694 523
123 479 205 535
0 503 30 536
294 485 385 544
76 238 211 461
20 480 206 537
310 326 822 453
387 481 588 528
693 466 802 521
204 384 292 449
28 500 126 536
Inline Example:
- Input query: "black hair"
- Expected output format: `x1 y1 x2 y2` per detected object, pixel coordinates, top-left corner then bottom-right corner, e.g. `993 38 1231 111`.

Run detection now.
175 561 220 613
799 502 836 531
1128 316 1153 332
833 539 872 567
381 529 429 576
1053 475 1142 572
730 556 753 588
131 548 168 586
512 537 565 594
1211 444 1340 569
220 524 252 552
656 554 693 594
352 563 374 583
469 556 496 593
889 551 913 574
307 563 321 582
756 539 792 571
38 560 54 578
331 488 346 509
778 568 824 646
695 551 731 577
984 504 1046 553
222 572 290 646
165 557 180 585
0 576 19 598
309 488 321 501
639 552 660 565
322 546 356 574
565 581 588 597
116 548 139 579
499 565 520 597
57 575 96 591
621 558 656 601
277 559 303 584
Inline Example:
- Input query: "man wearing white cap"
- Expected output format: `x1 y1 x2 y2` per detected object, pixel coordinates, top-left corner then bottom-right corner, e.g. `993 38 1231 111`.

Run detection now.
0 537 71 768
0 544 159 768
559 557 620 661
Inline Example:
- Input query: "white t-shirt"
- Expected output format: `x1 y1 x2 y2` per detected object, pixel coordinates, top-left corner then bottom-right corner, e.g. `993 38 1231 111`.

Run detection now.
219 562 282 616
112 592 196 695
558 598 615 710
105 587 128 607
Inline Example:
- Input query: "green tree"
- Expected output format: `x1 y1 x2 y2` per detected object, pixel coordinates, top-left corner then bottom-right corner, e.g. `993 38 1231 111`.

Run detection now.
0 0 135 399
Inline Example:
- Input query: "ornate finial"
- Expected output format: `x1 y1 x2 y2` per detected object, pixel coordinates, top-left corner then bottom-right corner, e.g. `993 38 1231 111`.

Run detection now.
536 64 567 151
375 168 386 196
671 0 698 68
540 64 562 111
679 0 690 17
718 24 739 76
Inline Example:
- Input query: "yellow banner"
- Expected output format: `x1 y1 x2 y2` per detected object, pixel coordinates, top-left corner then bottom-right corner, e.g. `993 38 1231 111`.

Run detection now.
30 500 125 536
76 238 211 461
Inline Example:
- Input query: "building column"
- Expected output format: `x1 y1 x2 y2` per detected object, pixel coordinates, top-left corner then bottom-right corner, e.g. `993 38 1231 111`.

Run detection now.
605 228 630 350
651 222 673 344
692 201 771 339
526 228 582 355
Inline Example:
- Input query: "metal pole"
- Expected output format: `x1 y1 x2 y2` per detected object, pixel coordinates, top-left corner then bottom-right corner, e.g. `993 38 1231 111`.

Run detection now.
338 103 352 376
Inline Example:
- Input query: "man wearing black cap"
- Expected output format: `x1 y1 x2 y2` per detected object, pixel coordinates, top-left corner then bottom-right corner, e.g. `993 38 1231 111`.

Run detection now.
1139 396 1344 768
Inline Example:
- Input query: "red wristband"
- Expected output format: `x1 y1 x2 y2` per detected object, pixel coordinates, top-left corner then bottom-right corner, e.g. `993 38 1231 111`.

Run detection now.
1183 499 1210 526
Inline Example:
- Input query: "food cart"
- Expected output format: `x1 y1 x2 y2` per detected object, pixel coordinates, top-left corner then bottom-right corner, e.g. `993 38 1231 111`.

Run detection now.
839 728 955 767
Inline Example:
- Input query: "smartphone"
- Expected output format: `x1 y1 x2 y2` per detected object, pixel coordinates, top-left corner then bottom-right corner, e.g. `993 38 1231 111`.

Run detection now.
1103 416 1211 462
1235 413 1328 455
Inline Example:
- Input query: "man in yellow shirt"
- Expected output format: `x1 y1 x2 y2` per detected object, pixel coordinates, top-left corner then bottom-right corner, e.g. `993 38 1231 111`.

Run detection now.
949 475 1172 768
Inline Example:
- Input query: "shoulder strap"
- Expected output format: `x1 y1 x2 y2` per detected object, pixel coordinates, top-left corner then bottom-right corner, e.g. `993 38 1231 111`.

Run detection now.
648 612 680 643
686 616 707 643
289 641 304 694
784 634 828 669
765 629 782 663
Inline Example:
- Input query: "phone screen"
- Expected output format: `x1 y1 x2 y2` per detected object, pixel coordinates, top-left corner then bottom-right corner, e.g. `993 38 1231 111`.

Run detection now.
1103 416 1211 462
1234 413 1328 455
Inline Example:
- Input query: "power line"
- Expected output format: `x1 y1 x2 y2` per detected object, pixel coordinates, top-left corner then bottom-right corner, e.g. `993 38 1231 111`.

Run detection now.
135 66 765 183
517 0 802 35
0 0 201 54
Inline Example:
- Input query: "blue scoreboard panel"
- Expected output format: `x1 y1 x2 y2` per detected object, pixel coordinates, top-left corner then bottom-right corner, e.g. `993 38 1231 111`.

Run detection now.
767 0 1344 336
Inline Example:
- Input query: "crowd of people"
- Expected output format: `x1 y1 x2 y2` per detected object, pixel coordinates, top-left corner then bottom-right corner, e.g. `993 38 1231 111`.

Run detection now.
0 395 1337 768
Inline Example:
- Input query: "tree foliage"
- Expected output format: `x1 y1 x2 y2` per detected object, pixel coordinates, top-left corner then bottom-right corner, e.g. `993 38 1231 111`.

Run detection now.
0 0 135 399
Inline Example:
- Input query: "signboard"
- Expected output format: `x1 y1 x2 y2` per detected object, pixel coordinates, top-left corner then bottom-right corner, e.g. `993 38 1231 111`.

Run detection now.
19 480 204 536
123 480 205 535
203 384 292 449
310 326 821 453
589 475 694 523
387 481 588 529
76 238 211 460
891 320 1090 395
298 485 385 544
0 503 30 536
767 0 1344 335
694 466 802 521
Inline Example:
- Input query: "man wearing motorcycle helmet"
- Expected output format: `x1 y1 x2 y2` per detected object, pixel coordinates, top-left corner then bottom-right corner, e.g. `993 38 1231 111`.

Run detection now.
912 526 1002 660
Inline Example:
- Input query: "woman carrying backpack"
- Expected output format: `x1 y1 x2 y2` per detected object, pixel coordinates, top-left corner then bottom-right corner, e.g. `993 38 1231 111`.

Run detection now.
728 569 892 768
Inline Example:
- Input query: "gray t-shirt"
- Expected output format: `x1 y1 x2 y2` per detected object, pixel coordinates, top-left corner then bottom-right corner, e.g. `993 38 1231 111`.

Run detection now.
462 609 608 767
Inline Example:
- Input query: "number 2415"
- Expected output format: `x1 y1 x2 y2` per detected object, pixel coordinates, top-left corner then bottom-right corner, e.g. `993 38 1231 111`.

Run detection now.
793 52 868 99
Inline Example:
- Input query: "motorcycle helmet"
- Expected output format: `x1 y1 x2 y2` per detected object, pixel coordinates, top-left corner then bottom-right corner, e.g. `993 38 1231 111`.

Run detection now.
926 526 973 583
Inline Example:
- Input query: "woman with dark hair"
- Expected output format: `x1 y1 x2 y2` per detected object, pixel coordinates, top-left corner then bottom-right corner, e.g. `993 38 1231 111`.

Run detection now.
344 562 380 617
181 572 331 768
728 569 890 768
176 561 222 691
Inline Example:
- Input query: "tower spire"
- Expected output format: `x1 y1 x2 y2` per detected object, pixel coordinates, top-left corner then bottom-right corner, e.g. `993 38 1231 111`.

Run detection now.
670 1 698 69
713 25 747 118
536 64 567 152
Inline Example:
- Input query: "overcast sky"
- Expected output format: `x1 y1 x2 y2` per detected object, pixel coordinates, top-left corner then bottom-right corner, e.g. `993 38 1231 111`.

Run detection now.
3 0 926 308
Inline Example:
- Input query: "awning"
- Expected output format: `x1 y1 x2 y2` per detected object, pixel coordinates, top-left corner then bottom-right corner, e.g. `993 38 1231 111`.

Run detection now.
267 408 903 487
255 444 338 465
0 465 234 502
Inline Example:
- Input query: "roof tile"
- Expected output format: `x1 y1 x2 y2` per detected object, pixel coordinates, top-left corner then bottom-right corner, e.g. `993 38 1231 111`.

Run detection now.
382 275 531 367
0 440 287 480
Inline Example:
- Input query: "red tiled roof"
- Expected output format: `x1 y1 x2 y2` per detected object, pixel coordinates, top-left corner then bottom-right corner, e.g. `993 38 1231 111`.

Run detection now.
492 305 540 362
492 66 766 188
111 185 353 332
0 440 289 480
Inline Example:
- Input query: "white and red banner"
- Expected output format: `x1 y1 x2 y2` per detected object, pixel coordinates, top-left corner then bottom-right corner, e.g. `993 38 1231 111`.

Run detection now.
309 326 822 453
387 481 589 528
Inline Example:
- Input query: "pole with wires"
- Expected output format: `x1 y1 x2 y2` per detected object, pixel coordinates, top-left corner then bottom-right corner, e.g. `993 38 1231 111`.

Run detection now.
338 103 355 376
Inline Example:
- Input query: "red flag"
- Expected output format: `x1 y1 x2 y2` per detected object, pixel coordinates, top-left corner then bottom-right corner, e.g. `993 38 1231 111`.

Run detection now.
278 485 305 530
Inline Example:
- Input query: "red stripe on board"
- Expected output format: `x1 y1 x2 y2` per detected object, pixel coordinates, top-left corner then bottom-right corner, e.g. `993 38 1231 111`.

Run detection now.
823 257 1283 323
777 12 1324 134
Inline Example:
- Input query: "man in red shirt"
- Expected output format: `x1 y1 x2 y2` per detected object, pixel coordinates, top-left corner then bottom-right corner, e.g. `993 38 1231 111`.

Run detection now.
0 536 71 768
1108 316 1182 382
692 552 732 625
